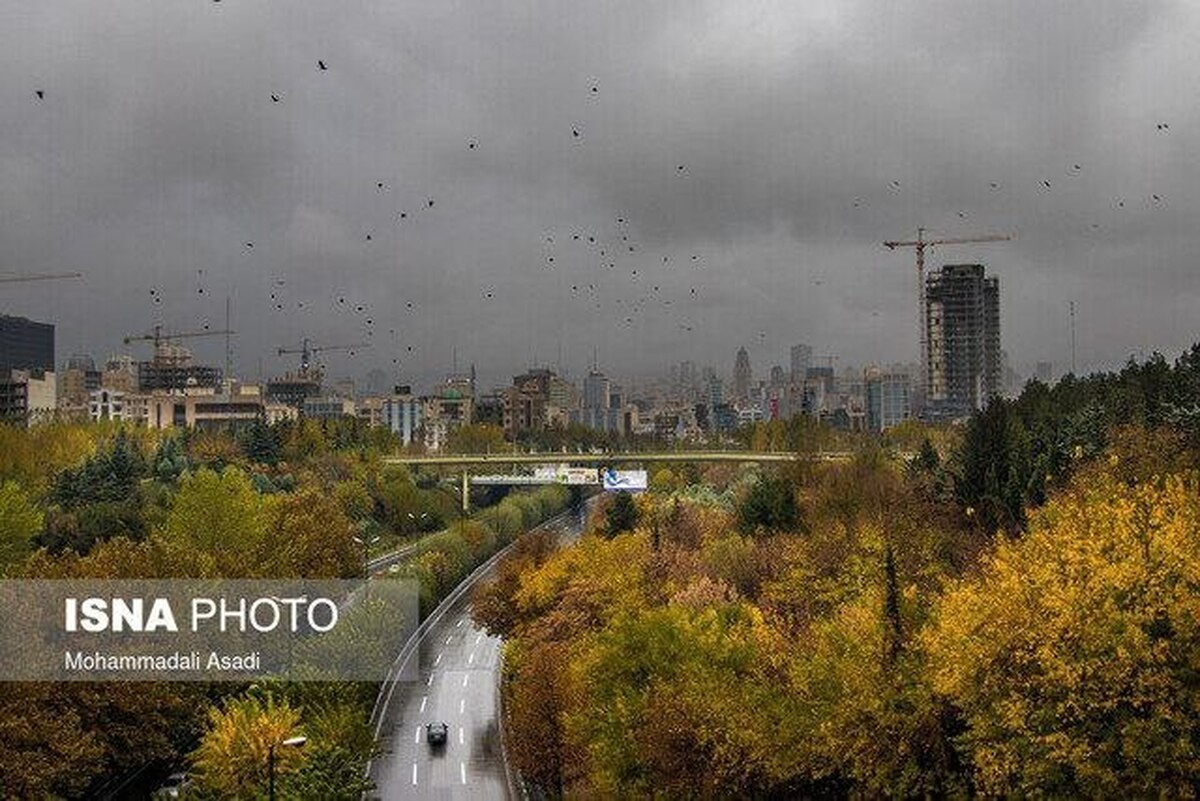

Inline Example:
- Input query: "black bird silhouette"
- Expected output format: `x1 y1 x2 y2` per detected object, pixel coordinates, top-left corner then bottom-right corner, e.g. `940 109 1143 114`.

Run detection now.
1156 122 1169 131
1042 180 1051 189
427 198 435 208
245 242 254 248
468 140 477 149
318 60 327 71
270 93 280 103
572 128 581 138
989 182 999 189
398 211 407 220
34 90 44 100
365 234 372 241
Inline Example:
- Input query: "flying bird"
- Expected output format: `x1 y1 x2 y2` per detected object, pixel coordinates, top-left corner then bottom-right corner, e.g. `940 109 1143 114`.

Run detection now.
34 90 44 100
318 60 328 71
270 93 280 103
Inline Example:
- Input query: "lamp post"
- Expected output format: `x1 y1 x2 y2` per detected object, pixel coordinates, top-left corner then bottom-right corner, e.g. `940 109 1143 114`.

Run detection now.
352 532 381 579
268 735 307 801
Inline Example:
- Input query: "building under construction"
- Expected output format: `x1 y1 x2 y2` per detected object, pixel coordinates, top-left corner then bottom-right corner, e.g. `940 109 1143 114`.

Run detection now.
924 263 1000 419
136 341 222 392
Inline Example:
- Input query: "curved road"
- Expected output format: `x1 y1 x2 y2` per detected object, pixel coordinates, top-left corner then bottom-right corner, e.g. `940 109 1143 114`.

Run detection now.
368 503 589 800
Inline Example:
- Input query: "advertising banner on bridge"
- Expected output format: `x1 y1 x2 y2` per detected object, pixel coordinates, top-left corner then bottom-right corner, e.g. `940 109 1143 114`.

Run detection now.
534 465 600 485
602 468 648 492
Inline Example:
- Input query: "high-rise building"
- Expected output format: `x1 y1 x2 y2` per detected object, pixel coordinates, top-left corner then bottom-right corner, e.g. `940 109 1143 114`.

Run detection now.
789 344 812 386
0 315 54 373
583 370 611 411
924 263 1001 418
733 347 751 400
865 369 912 432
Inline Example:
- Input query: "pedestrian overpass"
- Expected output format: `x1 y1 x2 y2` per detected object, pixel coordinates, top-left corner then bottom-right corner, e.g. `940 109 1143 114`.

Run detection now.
383 450 857 511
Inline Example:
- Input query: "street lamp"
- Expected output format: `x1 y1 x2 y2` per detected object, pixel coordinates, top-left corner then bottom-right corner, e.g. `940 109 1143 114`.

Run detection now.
352 532 382 579
267 735 307 801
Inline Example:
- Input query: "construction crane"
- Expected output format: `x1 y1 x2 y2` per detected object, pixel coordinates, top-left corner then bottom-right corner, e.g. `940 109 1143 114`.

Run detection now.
883 227 1012 389
0 271 82 285
277 338 368 374
123 324 235 354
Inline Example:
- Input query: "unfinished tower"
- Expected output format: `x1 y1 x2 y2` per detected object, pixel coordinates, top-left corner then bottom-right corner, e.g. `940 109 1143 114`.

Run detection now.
924 263 1000 419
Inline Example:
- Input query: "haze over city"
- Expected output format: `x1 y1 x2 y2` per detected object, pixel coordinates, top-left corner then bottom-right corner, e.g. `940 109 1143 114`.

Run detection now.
3 0 1198 390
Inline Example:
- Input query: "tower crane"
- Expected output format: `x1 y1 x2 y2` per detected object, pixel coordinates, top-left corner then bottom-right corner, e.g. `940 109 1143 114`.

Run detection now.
277 338 368 374
123 324 235 350
0 272 82 285
883 227 1012 390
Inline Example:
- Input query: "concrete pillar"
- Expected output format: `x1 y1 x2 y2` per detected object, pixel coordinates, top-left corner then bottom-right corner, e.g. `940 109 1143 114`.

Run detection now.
461 470 469 514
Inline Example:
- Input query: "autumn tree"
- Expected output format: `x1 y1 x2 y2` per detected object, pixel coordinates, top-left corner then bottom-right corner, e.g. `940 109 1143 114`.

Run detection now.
0 480 42 572
191 693 305 797
925 470 1200 796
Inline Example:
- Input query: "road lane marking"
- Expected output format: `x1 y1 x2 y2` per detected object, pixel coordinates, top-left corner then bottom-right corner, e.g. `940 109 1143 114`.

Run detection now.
460 761 467 784
412 763 418 786
459 698 465 714
414 726 421 744
459 727 464 744
456 618 464 627
468 650 475 665
475 633 483 644
420 696 427 713
434 653 442 666
427 673 435 686
445 635 453 644
462 674 470 688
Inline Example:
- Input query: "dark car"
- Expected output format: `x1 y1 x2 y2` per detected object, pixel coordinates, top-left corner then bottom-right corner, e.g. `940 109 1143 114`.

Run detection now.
426 721 449 747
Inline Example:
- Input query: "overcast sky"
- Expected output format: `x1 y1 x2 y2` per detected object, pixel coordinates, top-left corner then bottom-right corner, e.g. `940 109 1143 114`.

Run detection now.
2 1 1198 391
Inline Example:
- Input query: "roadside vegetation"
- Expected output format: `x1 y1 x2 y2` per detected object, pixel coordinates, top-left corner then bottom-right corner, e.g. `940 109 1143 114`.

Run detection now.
474 344 1200 797
0 416 570 798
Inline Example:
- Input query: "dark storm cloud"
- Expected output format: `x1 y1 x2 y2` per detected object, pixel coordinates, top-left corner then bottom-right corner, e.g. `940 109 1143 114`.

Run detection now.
1 0 1197 389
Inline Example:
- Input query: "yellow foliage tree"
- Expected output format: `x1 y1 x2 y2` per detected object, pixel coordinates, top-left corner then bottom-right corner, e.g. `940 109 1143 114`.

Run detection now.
191 694 305 798
924 471 1200 796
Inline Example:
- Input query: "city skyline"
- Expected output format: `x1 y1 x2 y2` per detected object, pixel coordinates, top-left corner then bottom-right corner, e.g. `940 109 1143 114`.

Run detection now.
3 2 1199 392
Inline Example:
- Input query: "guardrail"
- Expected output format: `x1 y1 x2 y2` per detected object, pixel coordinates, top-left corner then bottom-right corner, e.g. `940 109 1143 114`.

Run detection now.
364 505 583 772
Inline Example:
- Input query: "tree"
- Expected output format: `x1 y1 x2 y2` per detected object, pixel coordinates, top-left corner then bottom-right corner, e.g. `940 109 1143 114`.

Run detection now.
0 480 43 572
953 398 1031 533
604 491 639 538
161 467 271 576
736 475 799 535
51 431 145 509
924 471 1200 796
191 694 305 797
240 417 282 465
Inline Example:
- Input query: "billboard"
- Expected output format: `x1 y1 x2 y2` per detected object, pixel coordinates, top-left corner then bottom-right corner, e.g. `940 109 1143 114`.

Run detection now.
602 468 648 491
534 465 599 485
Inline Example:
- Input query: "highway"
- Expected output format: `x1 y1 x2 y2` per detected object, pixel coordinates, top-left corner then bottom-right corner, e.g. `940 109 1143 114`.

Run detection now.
367 505 589 800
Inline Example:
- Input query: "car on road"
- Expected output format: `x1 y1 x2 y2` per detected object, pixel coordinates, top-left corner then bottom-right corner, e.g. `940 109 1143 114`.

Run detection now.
426 721 449 747
152 772 191 798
